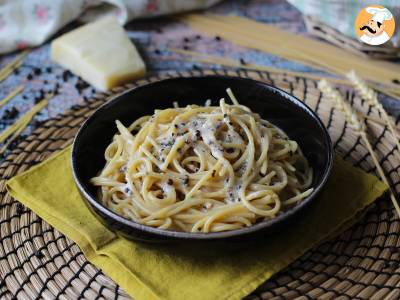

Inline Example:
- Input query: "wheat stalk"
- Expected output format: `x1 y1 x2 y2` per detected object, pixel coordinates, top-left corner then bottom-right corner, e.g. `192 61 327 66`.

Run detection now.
318 79 400 218
347 71 400 160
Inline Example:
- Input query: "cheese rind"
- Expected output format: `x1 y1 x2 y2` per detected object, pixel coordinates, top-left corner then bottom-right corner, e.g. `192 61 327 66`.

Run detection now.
51 17 146 91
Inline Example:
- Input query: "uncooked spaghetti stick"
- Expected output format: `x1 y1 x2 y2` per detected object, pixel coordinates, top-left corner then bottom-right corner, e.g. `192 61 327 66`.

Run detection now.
0 86 24 108
182 14 400 93
0 51 28 81
168 47 352 87
0 95 51 145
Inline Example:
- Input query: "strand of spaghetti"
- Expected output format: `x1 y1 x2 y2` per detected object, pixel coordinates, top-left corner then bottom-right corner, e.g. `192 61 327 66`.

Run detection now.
0 116 31 155
182 15 325 71
181 14 400 93
318 79 400 218
0 97 50 154
170 47 400 107
185 160 222 200
219 14 400 88
0 67 14 82
0 97 50 143
91 90 314 232
0 51 28 81
168 47 339 84
172 48 400 130
0 85 24 108
192 203 245 232
372 85 400 101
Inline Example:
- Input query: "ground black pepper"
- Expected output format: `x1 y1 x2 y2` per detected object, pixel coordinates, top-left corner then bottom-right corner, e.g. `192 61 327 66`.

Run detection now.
33 119 44 128
16 203 24 215
33 67 42 76
2 107 19 120
35 251 45 259
38 89 45 99
62 70 72 82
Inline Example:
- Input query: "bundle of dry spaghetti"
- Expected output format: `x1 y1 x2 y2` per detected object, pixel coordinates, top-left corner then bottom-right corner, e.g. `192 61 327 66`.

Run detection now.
318 79 400 217
182 14 400 96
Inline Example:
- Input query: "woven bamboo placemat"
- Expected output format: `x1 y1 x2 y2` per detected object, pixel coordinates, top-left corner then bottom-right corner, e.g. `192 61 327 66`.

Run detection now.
1 69 400 299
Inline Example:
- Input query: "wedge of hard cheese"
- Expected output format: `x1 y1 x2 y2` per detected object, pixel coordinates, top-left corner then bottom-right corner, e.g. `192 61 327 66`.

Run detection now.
51 17 146 91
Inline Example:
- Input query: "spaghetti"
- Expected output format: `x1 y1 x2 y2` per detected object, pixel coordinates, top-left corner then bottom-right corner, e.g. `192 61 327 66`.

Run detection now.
91 89 314 233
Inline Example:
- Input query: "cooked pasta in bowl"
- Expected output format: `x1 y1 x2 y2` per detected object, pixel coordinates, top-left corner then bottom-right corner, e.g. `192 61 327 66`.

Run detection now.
91 89 314 233
72 76 332 242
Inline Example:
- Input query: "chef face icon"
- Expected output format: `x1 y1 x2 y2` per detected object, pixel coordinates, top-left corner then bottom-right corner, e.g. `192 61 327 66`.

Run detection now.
360 19 385 38
355 6 395 46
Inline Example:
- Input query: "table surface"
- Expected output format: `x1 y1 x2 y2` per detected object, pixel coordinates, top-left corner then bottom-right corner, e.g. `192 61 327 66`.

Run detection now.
0 0 399 158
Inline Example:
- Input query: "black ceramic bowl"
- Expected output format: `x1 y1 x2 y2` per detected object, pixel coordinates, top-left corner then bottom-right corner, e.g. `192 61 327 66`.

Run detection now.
72 76 333 243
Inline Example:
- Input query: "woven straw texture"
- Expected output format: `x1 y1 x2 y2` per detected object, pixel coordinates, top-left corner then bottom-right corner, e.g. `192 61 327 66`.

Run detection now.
1 69 400 299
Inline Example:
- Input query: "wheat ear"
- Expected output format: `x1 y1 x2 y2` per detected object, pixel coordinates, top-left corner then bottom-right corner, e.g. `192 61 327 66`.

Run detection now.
318 79 400 218
347 70 400 161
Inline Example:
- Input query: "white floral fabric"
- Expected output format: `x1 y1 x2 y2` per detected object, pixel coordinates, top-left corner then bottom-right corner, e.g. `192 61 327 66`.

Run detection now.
0 0 221 54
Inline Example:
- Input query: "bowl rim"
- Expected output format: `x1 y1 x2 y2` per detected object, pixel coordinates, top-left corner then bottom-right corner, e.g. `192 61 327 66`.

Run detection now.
71 75 334 240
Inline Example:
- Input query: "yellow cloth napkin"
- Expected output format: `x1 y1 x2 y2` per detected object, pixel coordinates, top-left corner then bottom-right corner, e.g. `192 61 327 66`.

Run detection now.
7 147 387 300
